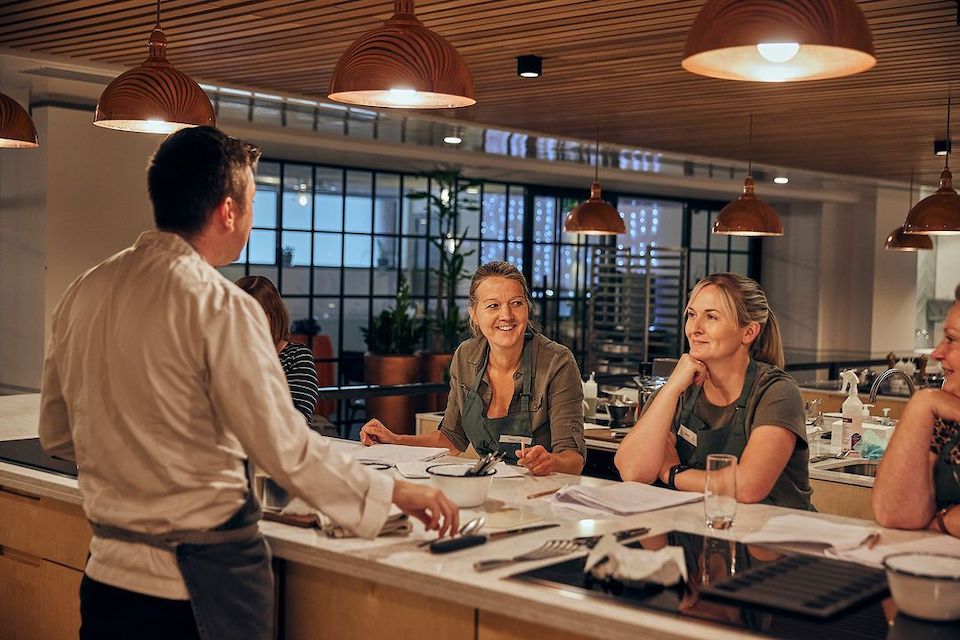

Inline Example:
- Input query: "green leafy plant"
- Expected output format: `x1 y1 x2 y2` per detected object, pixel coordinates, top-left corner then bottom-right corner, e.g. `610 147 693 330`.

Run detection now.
406 170 479 353
361 273 425 355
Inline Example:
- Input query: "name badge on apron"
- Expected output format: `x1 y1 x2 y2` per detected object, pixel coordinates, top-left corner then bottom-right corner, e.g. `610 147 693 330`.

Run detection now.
678 424 698 447
499 435 533 446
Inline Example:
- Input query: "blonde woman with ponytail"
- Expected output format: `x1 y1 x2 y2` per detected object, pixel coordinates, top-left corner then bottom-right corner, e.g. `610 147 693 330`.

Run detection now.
615 273 812 509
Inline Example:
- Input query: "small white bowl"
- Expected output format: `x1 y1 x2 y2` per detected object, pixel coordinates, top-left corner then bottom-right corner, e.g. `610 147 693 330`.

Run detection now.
426 463 495 508
883 552 960 621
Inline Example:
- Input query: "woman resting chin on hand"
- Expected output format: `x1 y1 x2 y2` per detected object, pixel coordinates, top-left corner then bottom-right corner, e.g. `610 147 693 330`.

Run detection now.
360 261 585 476
615 273 812 510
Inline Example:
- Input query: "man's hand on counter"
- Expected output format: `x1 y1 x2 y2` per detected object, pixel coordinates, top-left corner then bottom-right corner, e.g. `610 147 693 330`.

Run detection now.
360 418 402 446
392 480 459 538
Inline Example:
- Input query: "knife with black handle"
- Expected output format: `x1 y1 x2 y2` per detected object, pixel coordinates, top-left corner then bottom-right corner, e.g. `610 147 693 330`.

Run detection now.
429 523 560 554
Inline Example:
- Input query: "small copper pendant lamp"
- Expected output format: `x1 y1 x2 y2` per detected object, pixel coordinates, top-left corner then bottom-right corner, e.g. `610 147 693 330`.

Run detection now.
902 96 960 235
713 116 783 236
885 171 933 251
563 136 625 236
94 0 215 134
0 93 39 148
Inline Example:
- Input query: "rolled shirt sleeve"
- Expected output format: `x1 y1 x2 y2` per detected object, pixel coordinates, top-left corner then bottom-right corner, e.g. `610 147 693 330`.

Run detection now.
545 349 586 458
205 299 393 539
439 353 470 452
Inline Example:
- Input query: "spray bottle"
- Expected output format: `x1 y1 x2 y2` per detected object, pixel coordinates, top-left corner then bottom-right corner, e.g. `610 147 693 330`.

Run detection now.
838 370 864 452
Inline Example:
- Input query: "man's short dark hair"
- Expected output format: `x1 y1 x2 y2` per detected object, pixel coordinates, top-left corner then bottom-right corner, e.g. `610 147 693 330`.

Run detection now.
147 126 261 236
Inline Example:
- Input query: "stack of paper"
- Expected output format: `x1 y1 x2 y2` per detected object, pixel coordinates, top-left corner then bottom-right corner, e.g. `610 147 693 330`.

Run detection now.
348 444 450 465
551 482 703 516
741 514 876 551
827 532 960 568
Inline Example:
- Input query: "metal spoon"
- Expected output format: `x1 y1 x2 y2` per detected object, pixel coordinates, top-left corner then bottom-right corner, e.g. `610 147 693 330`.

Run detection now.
417 515 486 547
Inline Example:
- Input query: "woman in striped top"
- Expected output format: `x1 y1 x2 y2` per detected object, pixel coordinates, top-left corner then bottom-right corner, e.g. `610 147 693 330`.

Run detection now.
236 276 319 425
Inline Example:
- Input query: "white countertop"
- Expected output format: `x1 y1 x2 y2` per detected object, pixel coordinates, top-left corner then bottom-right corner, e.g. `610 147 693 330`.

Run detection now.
0 394 938 640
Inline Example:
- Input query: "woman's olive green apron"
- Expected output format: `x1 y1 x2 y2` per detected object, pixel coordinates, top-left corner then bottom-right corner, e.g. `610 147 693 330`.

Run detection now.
675 360 812 511
934 427 960 509
88 464 273 640
461 336 550 461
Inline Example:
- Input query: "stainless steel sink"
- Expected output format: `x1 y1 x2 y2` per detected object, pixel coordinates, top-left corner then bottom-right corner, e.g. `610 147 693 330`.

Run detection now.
817 459 880 477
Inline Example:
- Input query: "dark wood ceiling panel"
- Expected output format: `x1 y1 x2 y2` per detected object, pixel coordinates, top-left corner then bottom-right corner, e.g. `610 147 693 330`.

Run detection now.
1 0 958 181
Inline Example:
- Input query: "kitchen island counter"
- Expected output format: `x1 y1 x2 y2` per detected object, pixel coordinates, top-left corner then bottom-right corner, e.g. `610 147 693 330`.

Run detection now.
0 394 953 640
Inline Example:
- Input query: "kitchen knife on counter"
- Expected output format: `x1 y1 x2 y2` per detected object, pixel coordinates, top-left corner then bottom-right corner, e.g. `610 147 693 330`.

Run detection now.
572 526 650 549
429 523 559 554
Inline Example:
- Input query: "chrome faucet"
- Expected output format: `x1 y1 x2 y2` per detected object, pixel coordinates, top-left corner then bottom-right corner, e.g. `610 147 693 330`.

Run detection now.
868 368 916 402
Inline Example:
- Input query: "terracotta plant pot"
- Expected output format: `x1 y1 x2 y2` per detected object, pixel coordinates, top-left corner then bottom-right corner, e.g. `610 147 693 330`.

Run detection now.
364 353 421 435
419 351 453 412
290 334 336 418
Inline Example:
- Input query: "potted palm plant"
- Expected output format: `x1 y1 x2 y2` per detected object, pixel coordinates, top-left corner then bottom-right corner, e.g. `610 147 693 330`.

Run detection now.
406 170 479 410
361 274 425 434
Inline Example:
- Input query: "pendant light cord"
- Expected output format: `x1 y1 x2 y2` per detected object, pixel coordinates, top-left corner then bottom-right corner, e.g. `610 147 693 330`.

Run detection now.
946 94 952 170
594 127 600 183
747 114 754 177
155 0 161 28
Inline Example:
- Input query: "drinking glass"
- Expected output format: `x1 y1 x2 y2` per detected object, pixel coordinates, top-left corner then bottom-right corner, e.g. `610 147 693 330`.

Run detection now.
805 398 824 458
704 454 737 530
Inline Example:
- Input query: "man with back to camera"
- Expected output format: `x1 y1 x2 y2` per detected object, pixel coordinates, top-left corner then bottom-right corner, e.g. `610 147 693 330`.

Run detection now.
38 126 458 640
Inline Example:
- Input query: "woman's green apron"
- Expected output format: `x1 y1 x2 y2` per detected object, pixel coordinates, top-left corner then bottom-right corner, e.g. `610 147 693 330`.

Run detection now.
675 360 812 510
460 336 551 461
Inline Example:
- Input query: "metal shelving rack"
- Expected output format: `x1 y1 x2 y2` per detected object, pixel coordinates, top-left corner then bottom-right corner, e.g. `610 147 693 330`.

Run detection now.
586 246 687 375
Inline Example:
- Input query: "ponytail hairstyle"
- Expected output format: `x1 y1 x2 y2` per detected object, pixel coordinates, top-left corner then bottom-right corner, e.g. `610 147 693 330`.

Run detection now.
466 261 540 337
688 272 785 369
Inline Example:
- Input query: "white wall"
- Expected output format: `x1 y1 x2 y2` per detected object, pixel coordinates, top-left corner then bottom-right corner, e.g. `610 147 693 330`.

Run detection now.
934 235 960 299
870 185 919 356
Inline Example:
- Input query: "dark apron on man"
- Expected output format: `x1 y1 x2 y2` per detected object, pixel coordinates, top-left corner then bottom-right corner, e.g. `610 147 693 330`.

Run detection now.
934 428 960 509
675 359 812 511
460 335 550 461
88 465 273 640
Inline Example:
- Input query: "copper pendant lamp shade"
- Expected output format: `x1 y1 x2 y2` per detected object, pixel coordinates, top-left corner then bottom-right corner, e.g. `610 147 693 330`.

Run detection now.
0 93 39 148
886 170 933 250
713 176 783 236
329 0 475 109
903 96 960 235
563 137 625 236
682 0 875 83
94 2 214 134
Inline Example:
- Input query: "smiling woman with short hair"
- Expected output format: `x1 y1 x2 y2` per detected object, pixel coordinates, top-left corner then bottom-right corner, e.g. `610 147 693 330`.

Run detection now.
615 272 811 509
360 261 586 476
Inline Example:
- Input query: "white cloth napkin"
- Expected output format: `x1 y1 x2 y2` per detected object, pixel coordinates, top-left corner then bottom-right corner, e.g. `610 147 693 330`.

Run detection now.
826 531 960 568
585 534 688 585
551 482 703 516
740 514 876 551
280 498 411 538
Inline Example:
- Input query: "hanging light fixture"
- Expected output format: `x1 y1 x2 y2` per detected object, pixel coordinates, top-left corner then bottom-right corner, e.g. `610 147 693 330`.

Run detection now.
885 171 933 251
903 96 960 235
714 116 783 236
563 136 625 236
328 0 475 109
94 0 215 134
0 93 38 148
682 0 875 83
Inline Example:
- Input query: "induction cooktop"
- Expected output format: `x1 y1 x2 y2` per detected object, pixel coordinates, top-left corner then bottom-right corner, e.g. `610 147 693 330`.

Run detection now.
0 437 78 478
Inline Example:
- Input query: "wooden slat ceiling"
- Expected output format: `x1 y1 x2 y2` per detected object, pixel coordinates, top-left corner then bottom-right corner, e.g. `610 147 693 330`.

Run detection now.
0 0 958 182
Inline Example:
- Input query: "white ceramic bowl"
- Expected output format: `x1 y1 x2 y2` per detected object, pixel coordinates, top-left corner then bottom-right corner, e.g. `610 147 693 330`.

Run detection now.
883 552 960 621
426 463 495 508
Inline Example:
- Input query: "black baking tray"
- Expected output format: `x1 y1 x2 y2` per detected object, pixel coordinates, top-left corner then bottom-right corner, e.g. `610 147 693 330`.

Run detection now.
510 530 903 639
0 437 78 478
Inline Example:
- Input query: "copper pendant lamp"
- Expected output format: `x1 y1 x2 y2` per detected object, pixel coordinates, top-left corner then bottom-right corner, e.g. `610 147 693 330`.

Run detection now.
903 96 960 235
329 0 475 109
94 0 215 134
885 171 933 251
0 93 39 148
713 117 783 237
563 137 625 236
682 0 875 83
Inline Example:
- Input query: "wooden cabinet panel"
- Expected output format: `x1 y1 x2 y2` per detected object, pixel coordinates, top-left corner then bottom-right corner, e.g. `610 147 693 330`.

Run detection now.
478 611 593 640
40 560 83 640
0 547 42 640
0 486 90 570
810 479 875 520
284 562 473 640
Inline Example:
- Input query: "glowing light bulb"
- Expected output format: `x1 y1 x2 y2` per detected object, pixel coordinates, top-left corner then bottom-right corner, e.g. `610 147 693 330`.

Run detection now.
298 193 309 206
773 176 789 185
443 135 462 145
756 42 800 63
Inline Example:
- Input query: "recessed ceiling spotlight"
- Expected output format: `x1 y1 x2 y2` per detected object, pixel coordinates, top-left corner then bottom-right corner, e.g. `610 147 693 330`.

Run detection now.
516 55 543 78
935 139 952 156
773 176 789 184
443 134 462 144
